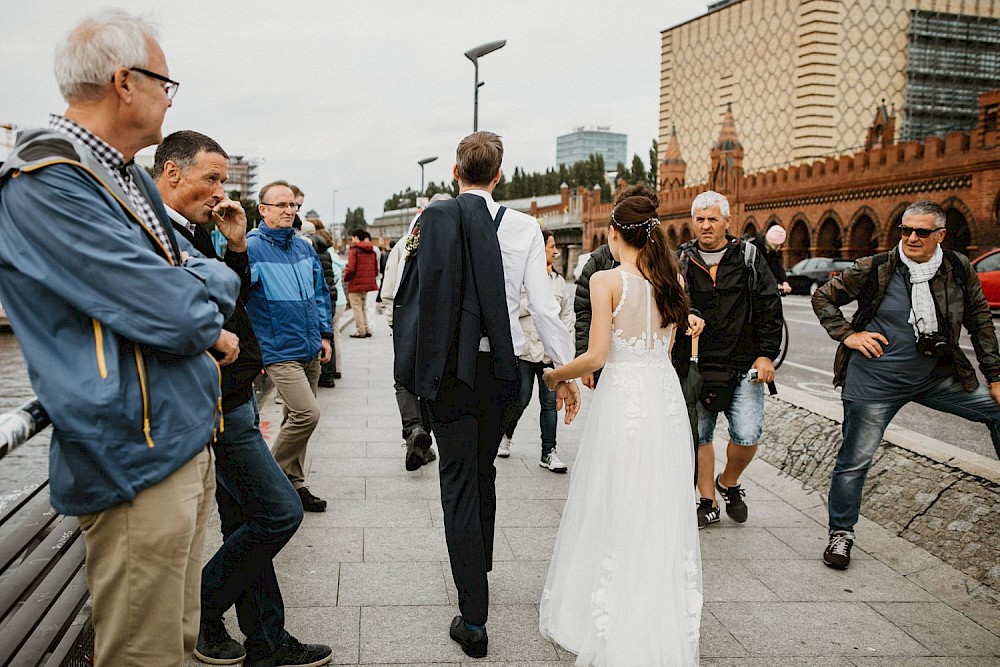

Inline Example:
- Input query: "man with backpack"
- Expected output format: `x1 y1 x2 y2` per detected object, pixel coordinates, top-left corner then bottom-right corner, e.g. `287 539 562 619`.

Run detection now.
678 191 783 529
813 200 1000 570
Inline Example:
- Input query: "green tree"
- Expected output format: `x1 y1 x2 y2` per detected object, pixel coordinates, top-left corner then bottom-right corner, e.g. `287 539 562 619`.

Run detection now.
383 190 416 210
229 189 259 227
425 179 458 199
615 160 630 183
379 152 616 208
631 154 647 186
344 207 367 232
648 139 658 187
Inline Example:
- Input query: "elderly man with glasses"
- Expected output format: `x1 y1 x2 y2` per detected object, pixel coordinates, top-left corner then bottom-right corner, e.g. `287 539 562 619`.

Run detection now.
0 10 241 665
245 180 333 514
813 200 1000 570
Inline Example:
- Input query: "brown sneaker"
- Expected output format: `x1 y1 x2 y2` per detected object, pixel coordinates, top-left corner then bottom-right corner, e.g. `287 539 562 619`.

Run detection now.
823 531 854 570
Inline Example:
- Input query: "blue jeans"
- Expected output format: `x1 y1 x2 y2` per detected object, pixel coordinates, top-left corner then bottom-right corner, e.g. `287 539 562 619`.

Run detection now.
505 359 557 457
201 397 304 654
696 374 765 446
830 375 1000 534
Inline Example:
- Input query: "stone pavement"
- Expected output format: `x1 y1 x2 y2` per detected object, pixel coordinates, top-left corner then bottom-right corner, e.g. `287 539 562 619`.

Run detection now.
190 313 1000 666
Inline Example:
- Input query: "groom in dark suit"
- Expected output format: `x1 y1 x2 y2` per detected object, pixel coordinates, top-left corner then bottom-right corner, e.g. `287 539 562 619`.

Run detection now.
394 132 579 658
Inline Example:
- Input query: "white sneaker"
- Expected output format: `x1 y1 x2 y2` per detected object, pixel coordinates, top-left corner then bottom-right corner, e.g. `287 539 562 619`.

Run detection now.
497 435 511 458
540 450 568 473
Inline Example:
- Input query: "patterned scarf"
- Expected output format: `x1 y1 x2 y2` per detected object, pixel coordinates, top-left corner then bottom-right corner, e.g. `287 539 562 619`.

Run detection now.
897 241 943 339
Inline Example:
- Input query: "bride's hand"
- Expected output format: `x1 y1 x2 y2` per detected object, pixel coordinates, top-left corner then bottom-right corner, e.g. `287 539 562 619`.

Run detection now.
542 368 560 391
686 314 705 337
554 380 580 424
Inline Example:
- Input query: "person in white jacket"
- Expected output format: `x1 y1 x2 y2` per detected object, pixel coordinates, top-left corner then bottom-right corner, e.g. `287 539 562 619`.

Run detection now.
498 229 575 471
381 194 453 470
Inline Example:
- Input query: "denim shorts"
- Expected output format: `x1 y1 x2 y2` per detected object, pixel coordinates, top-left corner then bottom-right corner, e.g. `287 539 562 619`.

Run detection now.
696 373 765 446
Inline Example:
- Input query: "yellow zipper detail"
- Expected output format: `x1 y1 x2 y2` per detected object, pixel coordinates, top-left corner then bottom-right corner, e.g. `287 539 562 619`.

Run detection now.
205 351 224 438
92 319 108 379
133 347 155 448
20 160 175 265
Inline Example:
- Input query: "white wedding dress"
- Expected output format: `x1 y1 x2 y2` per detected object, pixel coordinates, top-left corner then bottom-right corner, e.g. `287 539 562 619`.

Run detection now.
539 269 702 667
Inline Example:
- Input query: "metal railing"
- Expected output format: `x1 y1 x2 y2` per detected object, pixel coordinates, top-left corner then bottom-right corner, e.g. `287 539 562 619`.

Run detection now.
0 400 50 462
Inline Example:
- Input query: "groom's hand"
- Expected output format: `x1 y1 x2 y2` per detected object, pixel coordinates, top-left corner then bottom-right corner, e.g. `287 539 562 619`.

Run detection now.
555 380 580 424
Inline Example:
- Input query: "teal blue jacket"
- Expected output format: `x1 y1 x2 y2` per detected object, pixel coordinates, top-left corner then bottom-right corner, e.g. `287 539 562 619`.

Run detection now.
246 223 333 366
0 129 239 515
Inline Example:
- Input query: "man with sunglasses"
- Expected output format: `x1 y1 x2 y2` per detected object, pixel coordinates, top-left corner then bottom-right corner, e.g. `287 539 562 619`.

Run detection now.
813 200 1000 570
246 180 333 513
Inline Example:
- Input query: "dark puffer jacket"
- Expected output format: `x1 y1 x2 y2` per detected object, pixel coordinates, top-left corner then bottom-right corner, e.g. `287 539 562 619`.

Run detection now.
344 240 379 293
307 233 337 311
573 244 617 358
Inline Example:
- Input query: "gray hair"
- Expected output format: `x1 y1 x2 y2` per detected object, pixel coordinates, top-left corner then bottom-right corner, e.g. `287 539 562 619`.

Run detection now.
54 9 159 103
901 200 946 228
690 190 730 218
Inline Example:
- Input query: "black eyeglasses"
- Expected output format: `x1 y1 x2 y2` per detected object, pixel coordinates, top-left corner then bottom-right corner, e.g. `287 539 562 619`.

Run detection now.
112 67 179 100
899 225 944 239
260 202 302 211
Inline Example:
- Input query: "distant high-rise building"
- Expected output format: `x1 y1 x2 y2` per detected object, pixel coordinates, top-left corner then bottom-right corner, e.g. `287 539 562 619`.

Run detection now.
556 127 627 168
225 155 259 200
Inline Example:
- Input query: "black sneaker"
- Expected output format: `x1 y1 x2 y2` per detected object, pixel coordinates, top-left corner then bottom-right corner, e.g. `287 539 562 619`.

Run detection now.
715 474 748 523
194 618 246 664
246 635 332 667
823 531 855 570
697 498 720 529
405 430 433 471
297 486 327 513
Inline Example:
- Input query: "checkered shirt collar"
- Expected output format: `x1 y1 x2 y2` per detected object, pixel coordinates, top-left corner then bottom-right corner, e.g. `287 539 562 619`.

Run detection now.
48 114 180 265
49 114 127 173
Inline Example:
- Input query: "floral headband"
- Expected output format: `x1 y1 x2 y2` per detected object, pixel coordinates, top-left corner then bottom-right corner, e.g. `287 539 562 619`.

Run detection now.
611 205 661 241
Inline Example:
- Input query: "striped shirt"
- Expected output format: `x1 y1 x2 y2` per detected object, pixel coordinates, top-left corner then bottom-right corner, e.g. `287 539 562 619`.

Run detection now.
48 114 179 264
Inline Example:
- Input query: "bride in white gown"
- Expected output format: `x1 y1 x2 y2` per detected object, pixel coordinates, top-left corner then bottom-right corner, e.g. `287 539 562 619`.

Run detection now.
539 185 703 666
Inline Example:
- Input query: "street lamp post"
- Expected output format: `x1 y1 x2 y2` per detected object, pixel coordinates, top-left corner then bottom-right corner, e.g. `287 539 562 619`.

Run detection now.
464 40 506 132
417 156 437 195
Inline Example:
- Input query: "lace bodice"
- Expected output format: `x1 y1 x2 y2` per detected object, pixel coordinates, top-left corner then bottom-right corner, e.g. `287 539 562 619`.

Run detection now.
609 270 674 364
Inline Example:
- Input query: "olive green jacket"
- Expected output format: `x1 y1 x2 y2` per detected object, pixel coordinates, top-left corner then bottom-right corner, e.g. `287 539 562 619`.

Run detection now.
812 247 1000 391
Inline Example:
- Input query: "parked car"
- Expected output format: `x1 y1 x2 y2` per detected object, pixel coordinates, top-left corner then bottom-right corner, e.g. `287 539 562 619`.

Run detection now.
786 257 854 295
972 248 1000 309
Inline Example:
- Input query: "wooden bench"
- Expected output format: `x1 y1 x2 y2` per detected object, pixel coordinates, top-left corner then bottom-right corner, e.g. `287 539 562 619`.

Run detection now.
0 400 93 666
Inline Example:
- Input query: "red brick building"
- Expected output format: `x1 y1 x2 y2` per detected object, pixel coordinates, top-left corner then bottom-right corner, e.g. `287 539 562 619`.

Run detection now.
583 89 1000 267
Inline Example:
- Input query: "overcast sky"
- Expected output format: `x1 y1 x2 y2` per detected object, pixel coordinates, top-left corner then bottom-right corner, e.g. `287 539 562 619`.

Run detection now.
2 1 711 224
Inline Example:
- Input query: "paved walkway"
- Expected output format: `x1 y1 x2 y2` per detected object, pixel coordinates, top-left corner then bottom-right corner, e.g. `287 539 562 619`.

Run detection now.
190 313 1000 666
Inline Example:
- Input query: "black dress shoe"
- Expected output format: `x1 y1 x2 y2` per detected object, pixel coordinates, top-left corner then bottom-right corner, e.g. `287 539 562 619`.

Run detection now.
450 615 487 658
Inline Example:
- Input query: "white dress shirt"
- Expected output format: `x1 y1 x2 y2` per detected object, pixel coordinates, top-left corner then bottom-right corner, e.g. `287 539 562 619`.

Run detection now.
465 190 574 367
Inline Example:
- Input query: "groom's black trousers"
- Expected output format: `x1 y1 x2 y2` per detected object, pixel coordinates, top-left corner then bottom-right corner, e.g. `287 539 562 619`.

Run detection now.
427 353 519 626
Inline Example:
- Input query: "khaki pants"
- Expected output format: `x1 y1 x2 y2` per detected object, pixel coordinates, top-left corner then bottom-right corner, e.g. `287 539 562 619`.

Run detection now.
79 447 215 666
268 358 321 488
348 291 369 335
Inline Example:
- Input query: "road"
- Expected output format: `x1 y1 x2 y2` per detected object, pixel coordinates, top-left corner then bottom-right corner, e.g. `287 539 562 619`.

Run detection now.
776 295 999 459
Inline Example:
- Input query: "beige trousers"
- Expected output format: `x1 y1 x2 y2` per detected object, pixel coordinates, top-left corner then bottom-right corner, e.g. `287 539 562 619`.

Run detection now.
348 291 369 335
78 447 215 666
267 358 321 488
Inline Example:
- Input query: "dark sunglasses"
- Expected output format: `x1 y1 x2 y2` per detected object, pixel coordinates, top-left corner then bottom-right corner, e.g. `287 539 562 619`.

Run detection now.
899 225 944 239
